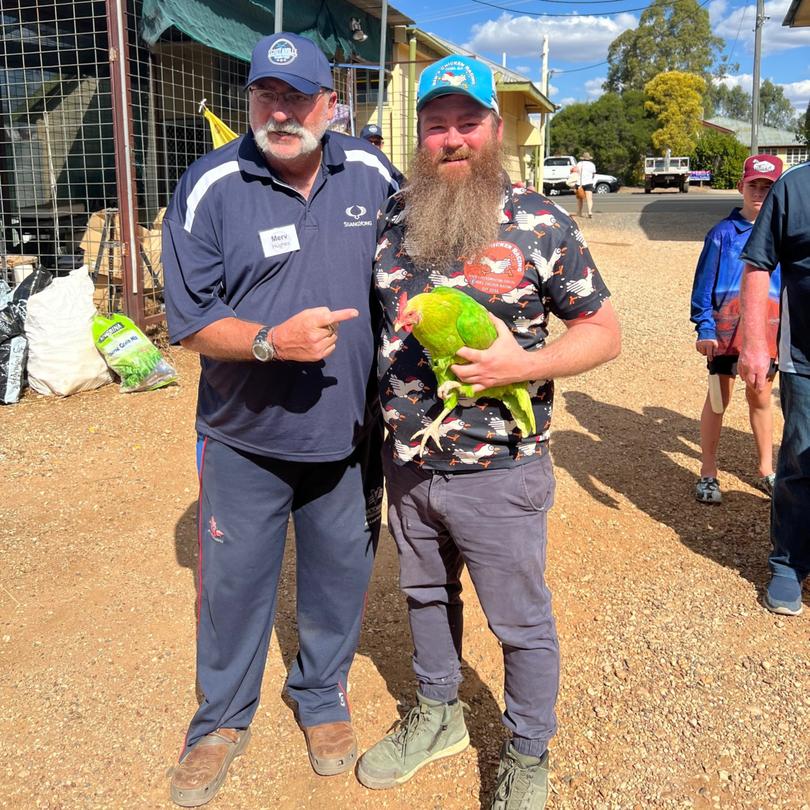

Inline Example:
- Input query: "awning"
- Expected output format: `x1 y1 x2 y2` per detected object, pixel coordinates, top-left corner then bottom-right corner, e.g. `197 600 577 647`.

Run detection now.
140 0 387 63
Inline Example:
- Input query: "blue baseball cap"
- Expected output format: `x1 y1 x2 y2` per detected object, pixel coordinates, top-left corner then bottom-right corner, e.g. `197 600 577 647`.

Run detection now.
246 32 333 94
360 124 383 140
417 55 499 114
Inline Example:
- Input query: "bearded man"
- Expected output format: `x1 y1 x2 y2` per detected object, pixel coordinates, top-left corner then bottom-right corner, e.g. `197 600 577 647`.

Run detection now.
357 56 621 810
162 32 399 807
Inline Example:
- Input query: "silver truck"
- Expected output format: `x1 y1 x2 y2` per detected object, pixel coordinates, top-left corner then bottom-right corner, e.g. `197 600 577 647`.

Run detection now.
644 154 690 194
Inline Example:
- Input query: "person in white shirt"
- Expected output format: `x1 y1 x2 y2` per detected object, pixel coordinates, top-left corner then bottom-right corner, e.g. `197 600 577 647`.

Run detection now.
575 151 596 218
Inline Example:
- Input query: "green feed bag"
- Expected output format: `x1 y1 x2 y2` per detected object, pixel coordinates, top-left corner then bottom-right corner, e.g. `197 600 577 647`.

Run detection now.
92 313 177 393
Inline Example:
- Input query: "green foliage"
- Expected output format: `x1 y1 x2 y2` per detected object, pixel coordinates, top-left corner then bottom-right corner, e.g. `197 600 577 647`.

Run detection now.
549 91 656 184
605 0 724 93
645 72 706 155
691 130 749 189
796 99 810 145
709 83 751 120
759 79 796 129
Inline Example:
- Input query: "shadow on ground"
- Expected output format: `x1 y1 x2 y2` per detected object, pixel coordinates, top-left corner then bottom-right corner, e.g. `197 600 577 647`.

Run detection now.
173 507 505 808
552 391 774 592
637 196 735 241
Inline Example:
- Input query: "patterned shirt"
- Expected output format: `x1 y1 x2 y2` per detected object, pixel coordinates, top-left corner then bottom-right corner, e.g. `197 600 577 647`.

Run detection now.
375 179 611 471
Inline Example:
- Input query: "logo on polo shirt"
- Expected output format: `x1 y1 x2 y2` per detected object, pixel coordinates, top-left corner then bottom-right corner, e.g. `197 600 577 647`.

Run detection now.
268 39 297 65
344 203 372 228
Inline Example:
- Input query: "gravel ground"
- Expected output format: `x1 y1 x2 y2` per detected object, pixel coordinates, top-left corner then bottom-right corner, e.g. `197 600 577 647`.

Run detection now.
1 206 808 810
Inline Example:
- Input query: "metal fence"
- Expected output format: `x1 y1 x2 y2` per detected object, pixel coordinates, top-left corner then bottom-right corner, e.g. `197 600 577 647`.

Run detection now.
1 0 366 327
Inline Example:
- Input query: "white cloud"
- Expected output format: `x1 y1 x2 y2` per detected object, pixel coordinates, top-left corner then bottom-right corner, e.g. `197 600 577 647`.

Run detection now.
464 12 638 64
548 82 560 98
781 79 810 110
712 0 810 55
559 97 578 107
715 73 753 92
584 77 606 98
514 65 532 76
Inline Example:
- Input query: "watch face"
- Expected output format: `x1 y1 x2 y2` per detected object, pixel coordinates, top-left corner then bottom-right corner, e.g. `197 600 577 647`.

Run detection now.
252 341 271 362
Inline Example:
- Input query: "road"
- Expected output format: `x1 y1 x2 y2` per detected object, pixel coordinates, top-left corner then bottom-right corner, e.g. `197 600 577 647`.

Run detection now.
551 188 738 217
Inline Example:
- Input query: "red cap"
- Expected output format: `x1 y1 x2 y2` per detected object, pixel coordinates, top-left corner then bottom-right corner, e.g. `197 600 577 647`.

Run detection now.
742 154 783 183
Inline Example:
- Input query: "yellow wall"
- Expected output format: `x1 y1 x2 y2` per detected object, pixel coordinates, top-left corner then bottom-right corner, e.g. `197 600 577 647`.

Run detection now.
358 39 542 182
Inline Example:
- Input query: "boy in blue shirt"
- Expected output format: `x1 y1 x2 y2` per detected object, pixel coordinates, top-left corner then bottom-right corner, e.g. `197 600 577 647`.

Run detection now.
690 154 782 504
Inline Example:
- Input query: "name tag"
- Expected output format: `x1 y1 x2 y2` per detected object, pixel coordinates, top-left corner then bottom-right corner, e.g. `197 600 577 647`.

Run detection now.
259 224 300 258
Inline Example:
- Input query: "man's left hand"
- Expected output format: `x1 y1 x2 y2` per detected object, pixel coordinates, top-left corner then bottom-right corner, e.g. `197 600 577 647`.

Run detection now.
452 314 529 392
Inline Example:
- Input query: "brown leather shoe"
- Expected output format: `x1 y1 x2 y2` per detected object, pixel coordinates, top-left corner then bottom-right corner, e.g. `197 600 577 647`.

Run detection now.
301 721 357 776
170 727 251 807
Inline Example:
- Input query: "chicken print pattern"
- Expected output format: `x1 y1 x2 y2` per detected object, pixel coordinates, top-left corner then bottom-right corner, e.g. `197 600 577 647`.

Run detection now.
375 179 610 471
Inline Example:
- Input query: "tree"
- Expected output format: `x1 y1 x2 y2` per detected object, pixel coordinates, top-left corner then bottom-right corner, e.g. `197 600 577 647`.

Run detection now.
645 72 706 155
549 91 656 183
796 99 810 145
759 79 796 129
708 83 751 120
691 129 749 189
605 0 724 93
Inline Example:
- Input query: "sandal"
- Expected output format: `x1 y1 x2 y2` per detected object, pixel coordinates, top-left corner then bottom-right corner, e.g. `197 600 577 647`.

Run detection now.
755 473 775 498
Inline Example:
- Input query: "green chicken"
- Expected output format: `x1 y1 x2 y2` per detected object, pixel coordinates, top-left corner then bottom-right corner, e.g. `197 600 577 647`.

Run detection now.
395 287 536 454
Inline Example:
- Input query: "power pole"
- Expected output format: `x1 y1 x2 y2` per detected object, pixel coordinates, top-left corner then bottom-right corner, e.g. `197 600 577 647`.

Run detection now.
750 0 766 153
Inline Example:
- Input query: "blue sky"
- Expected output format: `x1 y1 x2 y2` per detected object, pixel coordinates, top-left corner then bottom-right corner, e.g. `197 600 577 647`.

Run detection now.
391 0 810 117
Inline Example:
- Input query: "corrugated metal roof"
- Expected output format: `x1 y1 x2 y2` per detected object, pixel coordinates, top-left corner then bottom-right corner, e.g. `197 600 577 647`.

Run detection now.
350 0 413 26
705 116 802 147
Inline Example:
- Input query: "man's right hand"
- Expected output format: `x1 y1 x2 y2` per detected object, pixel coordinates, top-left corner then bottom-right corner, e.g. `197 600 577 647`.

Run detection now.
695 338 718 360
272 307 359 362
738 344 771 392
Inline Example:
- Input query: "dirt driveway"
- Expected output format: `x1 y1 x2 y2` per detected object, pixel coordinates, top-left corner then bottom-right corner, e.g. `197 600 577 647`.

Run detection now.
1 207 808 810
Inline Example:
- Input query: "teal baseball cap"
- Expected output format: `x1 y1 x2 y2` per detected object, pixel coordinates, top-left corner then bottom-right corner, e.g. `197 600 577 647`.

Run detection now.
417 55 499 114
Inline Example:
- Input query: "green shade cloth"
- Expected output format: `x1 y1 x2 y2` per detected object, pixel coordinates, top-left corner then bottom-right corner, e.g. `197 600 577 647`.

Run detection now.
140 0 383 63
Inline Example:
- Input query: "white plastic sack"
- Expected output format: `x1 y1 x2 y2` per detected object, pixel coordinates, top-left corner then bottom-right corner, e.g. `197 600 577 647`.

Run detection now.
24 268 112 396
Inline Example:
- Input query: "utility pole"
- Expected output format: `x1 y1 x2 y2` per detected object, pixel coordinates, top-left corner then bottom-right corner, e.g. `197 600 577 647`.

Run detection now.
750 0 766 153
540 35 550 173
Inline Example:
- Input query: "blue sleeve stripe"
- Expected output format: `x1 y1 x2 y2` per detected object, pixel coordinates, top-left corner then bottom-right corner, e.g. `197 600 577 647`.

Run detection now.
183 160 241 232
344 149 400 191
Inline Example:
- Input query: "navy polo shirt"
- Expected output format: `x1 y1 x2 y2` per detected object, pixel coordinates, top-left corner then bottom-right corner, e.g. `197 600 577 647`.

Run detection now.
162 130 399 461
741 162 810 375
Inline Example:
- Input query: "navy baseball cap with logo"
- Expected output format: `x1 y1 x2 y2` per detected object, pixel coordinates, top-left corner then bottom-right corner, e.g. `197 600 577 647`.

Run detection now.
246 32 334 94
360 124 383 140
417 55 499 114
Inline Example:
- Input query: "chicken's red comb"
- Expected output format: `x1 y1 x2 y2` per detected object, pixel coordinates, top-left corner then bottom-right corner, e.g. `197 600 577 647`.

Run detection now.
397 291 408 318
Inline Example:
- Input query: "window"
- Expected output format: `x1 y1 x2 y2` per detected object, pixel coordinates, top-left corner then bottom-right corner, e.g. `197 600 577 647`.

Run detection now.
544 157 571 167
785 147 808 167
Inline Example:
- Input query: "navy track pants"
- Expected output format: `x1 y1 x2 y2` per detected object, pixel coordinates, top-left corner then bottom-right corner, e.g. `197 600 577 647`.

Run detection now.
183 429 382 755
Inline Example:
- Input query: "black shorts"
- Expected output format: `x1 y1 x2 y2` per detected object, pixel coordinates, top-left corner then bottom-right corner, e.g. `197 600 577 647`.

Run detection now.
581 184 594 192
708 355 777 378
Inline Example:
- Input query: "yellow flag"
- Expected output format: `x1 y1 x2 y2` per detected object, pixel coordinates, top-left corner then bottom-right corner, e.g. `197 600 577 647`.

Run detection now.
201 105 238 149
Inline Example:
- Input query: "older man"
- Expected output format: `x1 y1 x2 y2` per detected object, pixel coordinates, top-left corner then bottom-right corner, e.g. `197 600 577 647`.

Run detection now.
356 55 620 809
162 32 399 806
739 160 810 616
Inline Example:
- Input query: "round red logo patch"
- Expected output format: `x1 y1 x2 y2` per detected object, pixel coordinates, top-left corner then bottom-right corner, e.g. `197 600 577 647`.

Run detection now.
463 242 525 295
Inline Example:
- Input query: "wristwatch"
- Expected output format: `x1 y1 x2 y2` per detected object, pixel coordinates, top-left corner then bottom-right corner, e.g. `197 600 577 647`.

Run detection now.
252 326 276 362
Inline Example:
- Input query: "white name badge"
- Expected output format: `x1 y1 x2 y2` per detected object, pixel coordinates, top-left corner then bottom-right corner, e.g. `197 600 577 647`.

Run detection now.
259 224 300 258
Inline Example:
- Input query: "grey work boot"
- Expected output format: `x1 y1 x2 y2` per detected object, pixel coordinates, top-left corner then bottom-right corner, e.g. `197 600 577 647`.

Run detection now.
356 692 469 789
490 741 549 810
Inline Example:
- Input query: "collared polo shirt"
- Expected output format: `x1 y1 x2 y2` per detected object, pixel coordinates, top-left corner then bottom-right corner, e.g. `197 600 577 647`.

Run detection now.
741 162 810 375
163 130 399 461
375 180 610 471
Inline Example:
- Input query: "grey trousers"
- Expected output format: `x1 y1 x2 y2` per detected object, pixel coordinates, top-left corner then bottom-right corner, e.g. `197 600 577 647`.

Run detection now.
383 450 559 757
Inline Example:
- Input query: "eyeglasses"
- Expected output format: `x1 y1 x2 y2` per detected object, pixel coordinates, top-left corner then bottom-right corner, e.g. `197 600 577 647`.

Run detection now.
249 87 324 109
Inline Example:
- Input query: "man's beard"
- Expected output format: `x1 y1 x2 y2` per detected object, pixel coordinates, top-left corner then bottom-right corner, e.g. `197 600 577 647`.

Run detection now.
254 115 327 161
403 138 505 268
